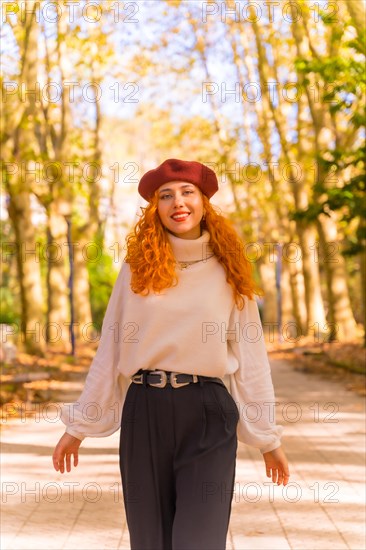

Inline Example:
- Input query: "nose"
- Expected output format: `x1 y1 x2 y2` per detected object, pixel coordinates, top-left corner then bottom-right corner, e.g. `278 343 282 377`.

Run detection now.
173 193 185 208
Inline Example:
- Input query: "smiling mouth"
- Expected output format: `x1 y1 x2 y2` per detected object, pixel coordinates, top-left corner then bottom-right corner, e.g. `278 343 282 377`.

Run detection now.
171 213 191 221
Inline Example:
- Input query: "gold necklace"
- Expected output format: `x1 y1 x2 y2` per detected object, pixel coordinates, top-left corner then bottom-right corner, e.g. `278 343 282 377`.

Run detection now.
177 254 215 270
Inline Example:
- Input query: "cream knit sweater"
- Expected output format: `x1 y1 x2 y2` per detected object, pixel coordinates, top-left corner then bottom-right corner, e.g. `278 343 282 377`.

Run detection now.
61 229 283 453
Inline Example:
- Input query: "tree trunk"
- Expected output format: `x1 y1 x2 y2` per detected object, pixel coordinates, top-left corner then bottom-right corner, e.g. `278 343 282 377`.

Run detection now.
258 256 277 327
287 250 308 336
2 0 45 354
46 200 70 349
280 227 309 340
72 237 93 339
7 191 45 354
43 14 74 349
316 212 358 341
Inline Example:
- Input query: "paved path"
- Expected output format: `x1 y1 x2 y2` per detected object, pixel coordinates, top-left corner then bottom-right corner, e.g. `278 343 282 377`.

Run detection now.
1 358 365 550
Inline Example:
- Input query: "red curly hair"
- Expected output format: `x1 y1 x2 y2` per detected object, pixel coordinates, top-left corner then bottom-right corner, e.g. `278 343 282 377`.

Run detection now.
124 191 263 309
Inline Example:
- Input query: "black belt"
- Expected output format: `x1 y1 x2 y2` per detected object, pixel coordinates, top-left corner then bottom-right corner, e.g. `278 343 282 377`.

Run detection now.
131 369 224 389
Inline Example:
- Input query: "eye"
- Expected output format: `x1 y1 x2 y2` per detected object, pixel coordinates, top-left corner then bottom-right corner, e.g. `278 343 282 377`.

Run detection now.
159 194 172 200
183 190 194 195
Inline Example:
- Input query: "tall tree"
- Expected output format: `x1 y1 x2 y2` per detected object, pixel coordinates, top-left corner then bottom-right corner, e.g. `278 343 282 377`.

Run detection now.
1 0 45 353
291 0 359 340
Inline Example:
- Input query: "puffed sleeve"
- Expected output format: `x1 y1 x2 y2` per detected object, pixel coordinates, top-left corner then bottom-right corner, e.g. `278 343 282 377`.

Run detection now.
227 295 284 454
60 262 131 440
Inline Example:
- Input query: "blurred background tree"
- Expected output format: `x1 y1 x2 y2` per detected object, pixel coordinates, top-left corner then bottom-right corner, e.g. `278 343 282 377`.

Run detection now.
1 0 364 355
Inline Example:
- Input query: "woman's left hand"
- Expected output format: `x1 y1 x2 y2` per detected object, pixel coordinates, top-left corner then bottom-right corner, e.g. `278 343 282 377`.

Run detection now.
262 446 290 486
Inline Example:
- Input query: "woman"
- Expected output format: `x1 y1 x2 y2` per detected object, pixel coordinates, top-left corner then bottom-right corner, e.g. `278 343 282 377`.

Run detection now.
53 158 290 550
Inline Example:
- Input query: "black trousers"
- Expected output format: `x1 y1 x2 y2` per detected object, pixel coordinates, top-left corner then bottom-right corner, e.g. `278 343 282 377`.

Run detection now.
119 375 239 550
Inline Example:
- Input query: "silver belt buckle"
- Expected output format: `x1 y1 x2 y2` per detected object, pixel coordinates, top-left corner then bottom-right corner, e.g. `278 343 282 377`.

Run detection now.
170 372 197 388
150 370 168 388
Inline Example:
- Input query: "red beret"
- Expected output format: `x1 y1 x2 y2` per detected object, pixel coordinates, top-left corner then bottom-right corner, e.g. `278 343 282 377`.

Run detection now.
138 158 219 201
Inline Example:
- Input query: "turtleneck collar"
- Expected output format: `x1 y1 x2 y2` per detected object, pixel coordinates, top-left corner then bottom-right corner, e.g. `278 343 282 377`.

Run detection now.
165 229 214 262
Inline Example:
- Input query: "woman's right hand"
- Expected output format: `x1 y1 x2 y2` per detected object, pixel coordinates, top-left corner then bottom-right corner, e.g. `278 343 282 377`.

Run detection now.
52 432 82 473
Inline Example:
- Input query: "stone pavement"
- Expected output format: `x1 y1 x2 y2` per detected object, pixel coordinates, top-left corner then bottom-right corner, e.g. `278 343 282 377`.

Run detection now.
1 357 365 550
